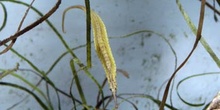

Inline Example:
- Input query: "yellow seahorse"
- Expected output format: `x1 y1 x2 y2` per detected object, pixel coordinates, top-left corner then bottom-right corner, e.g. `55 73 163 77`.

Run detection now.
62 5 118 106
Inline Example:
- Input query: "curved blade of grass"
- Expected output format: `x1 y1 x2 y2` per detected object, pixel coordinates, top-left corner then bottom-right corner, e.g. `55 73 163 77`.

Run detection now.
7 0 80 61
8 46 55 86
45 83 61 110
0 2 7 31
2 3 108 108
70 78 82 110
11 72 53 110
110 30 177 69
1 1 99 109
110 29 178 107
6 94 31 110
7 1 104 102
127 94 178 110
116 93 178 110
70 59 87 107
0 0 61 48
6 46 63 109
96 95 112 109
177 1 220 107
54 87 61 110
0 0 35 55
0 82 49 109
178 0 220 68
96 93 177 109
46 44 87 74
160 0 205 109
96 78 108 109
9 46 41 73
19 68 67 110
0 67 54 109
177 72 220 107
177 83 205 106
117 96 138 110
0 0 57 86
0 63 19 79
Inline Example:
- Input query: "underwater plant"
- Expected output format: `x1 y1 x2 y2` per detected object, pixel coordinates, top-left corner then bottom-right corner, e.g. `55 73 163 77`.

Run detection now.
0 0 220 110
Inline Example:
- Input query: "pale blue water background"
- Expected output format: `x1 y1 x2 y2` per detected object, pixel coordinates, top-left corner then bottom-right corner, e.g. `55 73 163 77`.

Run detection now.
0 0 220 109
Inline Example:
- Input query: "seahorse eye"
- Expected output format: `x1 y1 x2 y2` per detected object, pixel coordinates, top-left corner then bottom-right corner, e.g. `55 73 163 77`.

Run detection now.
109 88 112 92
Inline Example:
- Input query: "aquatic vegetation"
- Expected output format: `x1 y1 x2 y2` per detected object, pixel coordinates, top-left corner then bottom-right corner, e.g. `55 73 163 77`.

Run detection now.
0 0 220 110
